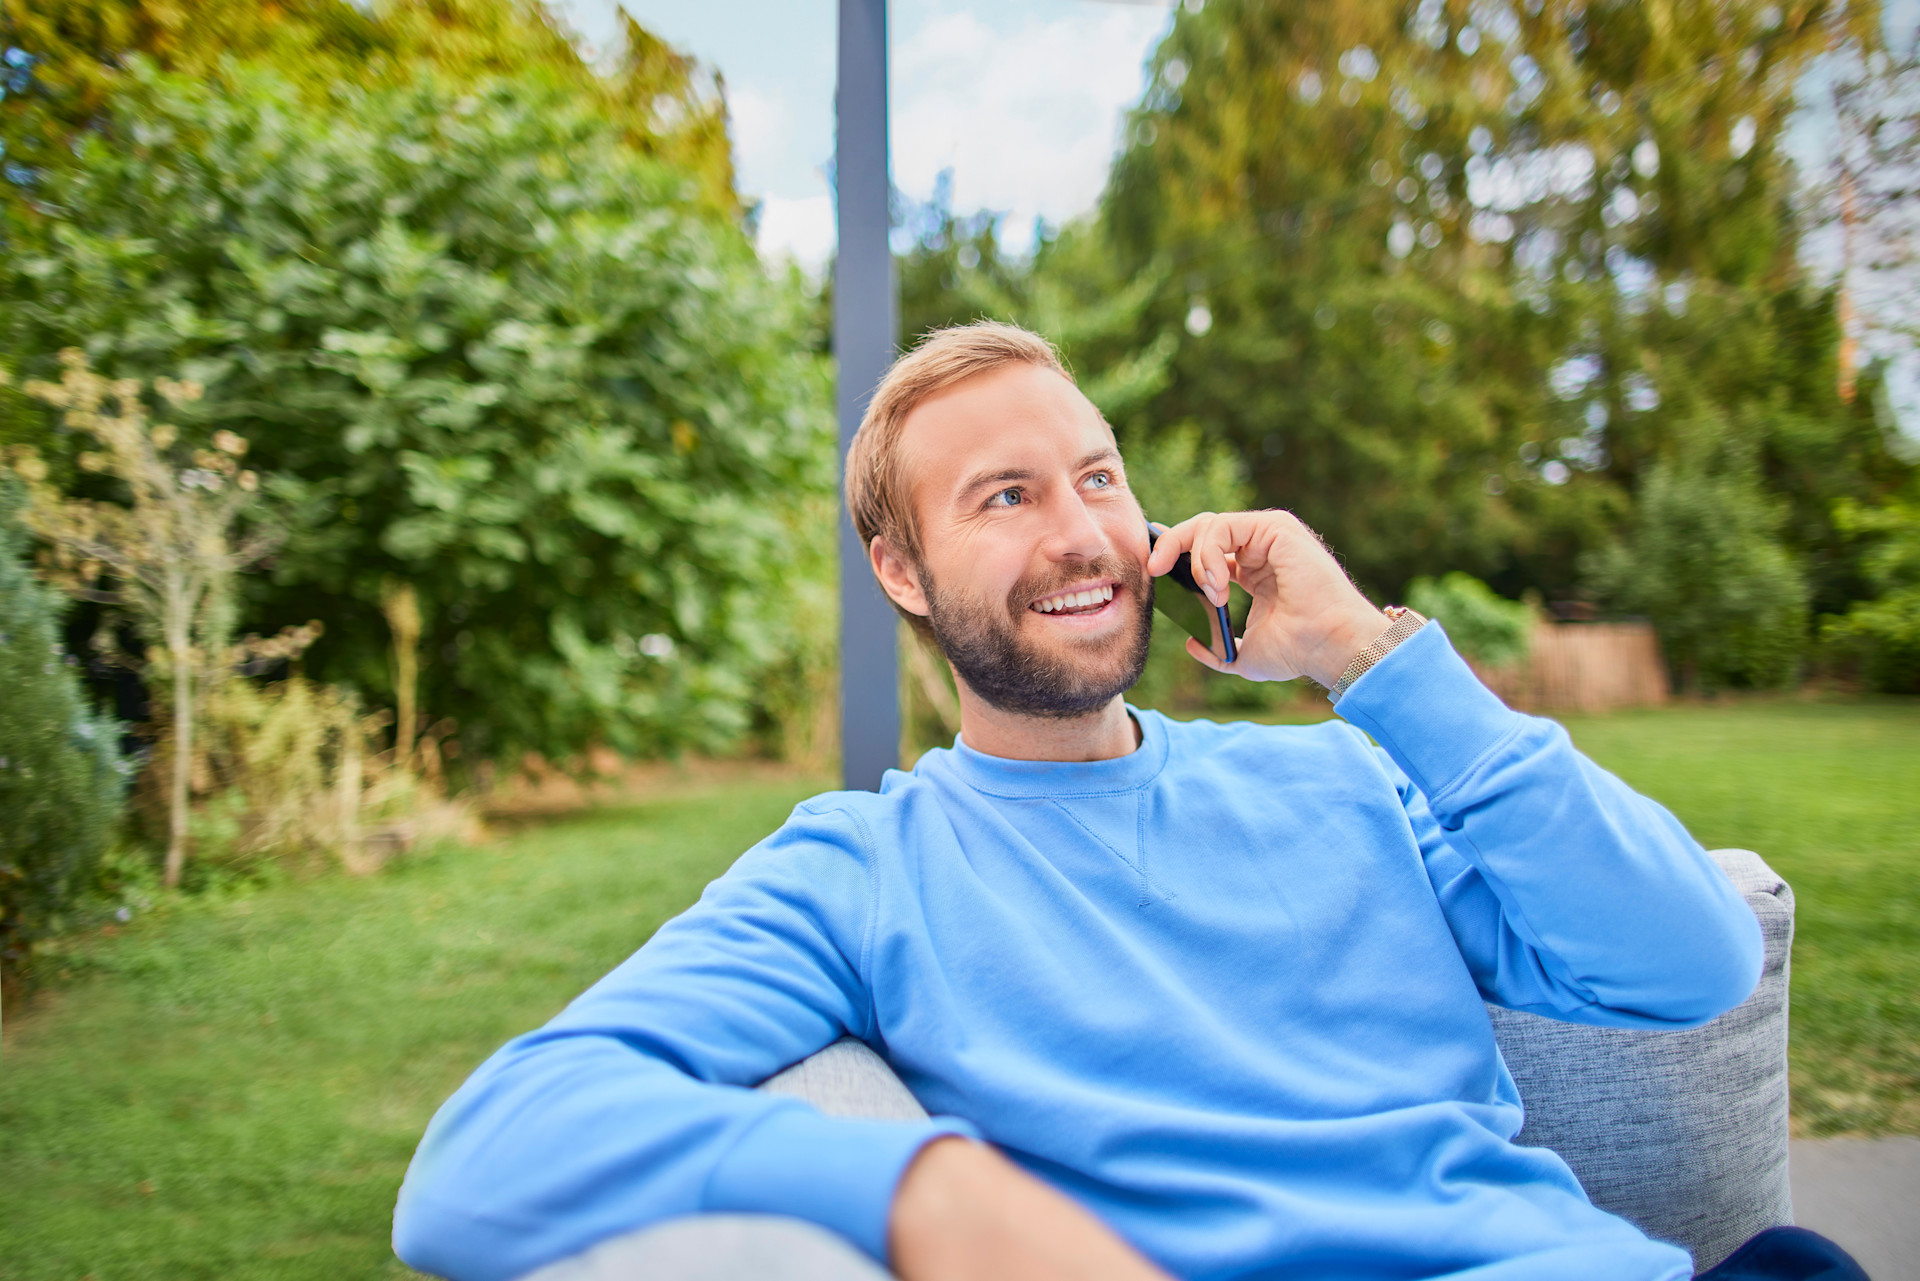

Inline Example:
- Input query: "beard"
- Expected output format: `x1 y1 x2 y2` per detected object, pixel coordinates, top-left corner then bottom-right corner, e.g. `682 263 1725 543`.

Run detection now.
923 552 1154 720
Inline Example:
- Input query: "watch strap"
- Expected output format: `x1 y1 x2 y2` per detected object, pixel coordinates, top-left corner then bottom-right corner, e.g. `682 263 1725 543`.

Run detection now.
1328 607 1428 703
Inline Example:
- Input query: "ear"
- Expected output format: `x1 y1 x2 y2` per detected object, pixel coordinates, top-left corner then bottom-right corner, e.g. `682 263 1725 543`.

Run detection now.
870 535 931 618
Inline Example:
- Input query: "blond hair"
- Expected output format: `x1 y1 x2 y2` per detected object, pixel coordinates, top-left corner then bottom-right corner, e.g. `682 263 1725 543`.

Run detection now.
845 321 1071 571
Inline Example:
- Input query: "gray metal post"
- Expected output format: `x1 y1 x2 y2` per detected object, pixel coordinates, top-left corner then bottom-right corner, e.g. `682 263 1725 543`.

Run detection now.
836 0 899 791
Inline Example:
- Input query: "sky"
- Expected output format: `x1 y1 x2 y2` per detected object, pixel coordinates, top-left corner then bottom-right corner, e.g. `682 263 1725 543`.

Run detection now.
553 0 1174 270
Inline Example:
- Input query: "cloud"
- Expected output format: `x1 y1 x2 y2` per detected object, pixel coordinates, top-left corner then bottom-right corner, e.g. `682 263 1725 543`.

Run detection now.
553 0 1170 268
756 194 836 272
891 3 1169 247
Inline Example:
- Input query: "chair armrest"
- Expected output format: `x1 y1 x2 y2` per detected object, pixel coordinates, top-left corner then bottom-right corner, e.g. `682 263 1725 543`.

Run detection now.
759 1037 930 1122
1487 848 1794 1271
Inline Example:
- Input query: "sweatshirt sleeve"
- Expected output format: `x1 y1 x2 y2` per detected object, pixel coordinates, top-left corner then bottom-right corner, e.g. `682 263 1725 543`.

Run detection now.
1333 621 1763 1029
391 800 979 1281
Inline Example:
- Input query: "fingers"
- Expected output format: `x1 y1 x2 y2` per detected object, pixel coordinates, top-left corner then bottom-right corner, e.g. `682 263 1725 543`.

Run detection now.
1148 512 1255 608
1149 509 1312 608
1187 512 1234 607
1147 513 1229 604
1144 514 1201 577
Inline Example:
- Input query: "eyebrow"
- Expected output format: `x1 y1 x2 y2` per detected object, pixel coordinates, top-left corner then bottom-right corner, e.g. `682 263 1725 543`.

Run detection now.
954 448 1122 504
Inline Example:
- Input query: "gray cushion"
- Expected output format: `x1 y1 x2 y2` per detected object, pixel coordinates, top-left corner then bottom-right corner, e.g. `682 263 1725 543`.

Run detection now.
515 1046 925 1281
761 1038 930 1122
520 1214 891 1281
1488 848 1794 1271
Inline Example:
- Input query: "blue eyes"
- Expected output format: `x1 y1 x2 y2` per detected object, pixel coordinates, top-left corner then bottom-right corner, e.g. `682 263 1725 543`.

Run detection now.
984 473 1114 510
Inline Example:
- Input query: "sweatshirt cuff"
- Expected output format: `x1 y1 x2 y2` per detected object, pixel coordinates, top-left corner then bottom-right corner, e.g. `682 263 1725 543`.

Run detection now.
1332 620 1523 802
703 1104 982 1263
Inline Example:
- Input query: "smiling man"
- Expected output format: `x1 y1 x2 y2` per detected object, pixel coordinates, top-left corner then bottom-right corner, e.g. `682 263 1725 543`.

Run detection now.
393 323 1851 1281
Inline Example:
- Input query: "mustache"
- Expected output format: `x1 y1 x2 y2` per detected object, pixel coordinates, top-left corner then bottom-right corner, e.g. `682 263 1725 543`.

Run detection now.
1004 553 1147 618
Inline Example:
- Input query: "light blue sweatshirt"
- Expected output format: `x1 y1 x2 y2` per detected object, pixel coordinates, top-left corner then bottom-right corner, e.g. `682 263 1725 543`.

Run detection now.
394 623 1763 1281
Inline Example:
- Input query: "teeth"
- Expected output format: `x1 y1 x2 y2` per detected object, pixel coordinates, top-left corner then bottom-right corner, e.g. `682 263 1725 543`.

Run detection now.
1034 584 1115 613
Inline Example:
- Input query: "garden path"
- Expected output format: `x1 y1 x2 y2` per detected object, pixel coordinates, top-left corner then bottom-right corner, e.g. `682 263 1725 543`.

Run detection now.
1790 1136 1920 1280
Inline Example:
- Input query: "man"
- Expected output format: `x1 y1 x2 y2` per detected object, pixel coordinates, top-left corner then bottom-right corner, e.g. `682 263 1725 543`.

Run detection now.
393 323 1841 1281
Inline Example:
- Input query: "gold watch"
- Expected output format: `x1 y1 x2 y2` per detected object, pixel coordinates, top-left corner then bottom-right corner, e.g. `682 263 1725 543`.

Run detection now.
1328 607 1428 702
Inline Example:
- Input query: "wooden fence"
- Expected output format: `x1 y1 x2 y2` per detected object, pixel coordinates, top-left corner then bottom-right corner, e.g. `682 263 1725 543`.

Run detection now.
1469 622 1670 713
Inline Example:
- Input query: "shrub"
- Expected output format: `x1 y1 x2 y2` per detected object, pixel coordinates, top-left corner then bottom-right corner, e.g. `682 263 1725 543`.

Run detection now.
1 63 834 764
1404 573 1534 668
0 485 124 976
137 669 475 880
1587 456 1810 690
1822 497 1920 693
7 352 276 887
1824 591 1920 692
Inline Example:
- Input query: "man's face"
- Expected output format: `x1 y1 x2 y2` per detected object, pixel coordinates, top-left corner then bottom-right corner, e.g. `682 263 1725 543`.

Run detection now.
892 362 1153 719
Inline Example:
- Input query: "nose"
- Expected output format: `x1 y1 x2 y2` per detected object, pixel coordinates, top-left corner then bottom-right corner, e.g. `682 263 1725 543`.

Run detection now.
1040 481 1109 563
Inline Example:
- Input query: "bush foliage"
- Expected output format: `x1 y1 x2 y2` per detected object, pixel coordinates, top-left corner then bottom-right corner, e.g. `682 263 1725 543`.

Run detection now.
1588 453 1810 690
0 487 124 973
1825 497 1920 693
7 351 279 887
1405 573 1533 668
0 0 742 217
2 65 834 762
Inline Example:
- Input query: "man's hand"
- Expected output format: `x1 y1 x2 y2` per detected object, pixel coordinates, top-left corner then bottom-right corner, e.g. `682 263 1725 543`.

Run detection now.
889 1136 1172 1281
1146 510 1387 689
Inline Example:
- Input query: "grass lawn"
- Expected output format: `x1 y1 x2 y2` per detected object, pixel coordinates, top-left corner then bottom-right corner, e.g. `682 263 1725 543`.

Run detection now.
0 699 1914 1278
0 779 823 1281
1552 698 1920 1138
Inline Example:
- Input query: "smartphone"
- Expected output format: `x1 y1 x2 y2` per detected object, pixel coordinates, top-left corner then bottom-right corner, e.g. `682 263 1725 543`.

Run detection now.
1146 523 1237 664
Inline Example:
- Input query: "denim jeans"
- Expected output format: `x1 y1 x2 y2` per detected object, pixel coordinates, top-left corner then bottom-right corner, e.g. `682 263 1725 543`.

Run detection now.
1695 1226 1871 1280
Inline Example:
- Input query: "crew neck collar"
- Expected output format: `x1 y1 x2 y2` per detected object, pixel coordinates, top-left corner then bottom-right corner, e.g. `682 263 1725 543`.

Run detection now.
930 706 1170 798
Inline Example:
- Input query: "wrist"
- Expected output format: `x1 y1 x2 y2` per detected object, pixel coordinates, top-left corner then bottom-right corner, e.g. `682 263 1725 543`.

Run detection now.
1327 606 1428 701
1308 604 1391 689
888 1134 1173 1281
889 1135 982 1263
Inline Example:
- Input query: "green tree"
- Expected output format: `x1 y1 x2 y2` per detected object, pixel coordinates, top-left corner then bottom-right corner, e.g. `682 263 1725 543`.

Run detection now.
1 65 833 762
1087 0 1892 614
0 0 739 215
1588 447 1810 689
0 482 123 975
894 184 1176 428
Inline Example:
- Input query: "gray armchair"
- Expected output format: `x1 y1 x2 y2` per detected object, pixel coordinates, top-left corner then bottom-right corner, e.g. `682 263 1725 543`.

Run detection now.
527 849 1794 1281
1488 848 1794 1270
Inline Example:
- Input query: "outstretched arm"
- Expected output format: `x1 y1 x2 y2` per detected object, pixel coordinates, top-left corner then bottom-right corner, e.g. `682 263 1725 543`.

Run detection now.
392 802 977 1281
